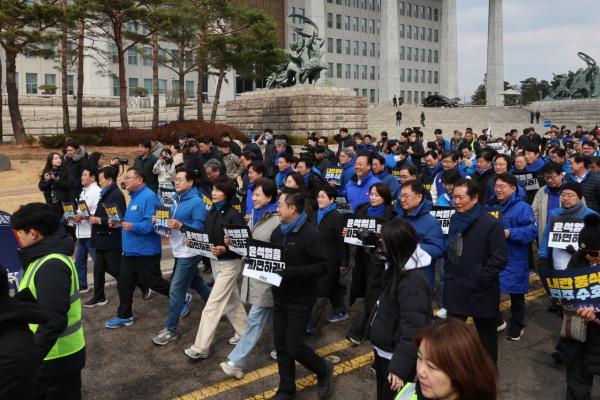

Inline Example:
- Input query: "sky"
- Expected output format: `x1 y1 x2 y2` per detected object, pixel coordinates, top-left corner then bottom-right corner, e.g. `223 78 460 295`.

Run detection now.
456 0 600 102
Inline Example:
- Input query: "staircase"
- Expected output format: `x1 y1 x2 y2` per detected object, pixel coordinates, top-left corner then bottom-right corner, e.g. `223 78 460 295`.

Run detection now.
368 104 537 140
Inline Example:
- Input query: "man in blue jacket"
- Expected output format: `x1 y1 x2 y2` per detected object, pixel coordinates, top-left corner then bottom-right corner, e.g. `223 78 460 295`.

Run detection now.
336 148 355 196
371 154 400 199
105 168 171 329
152 168 210 345
345 154 381 211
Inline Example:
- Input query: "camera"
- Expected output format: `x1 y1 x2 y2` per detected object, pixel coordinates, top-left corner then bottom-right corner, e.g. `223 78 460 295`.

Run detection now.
111 157 128 166
356 228 380 248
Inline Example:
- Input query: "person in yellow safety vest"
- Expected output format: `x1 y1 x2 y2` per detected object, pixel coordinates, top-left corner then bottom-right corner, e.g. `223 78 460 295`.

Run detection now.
12 203 85 400
394 319 498 400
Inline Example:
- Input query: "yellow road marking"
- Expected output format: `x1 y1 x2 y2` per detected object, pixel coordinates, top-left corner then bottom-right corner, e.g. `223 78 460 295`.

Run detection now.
177 281 548 399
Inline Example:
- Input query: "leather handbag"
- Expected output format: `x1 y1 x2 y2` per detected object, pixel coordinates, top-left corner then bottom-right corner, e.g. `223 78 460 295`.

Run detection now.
560 309 588 342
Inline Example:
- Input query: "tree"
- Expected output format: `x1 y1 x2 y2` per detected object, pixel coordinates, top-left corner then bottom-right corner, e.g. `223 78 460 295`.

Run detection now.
471 83 486 105
519 77 552 105
0 0 61 144
89 0 151 129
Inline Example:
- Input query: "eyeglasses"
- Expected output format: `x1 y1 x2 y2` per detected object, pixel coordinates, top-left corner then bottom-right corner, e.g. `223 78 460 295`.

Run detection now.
399 193 415 199
560 192 578 199
494 184 512 190
584 250 600 257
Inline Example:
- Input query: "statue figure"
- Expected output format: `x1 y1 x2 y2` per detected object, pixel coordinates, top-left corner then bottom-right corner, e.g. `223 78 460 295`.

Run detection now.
545 52 600 100
266 14 328 89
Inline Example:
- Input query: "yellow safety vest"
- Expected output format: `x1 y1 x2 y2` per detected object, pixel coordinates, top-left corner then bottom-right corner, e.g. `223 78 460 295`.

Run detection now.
395 382 417 400
19 254 85 360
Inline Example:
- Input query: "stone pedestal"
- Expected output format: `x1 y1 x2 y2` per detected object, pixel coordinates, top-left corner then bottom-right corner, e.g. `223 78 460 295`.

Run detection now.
225 86 368 137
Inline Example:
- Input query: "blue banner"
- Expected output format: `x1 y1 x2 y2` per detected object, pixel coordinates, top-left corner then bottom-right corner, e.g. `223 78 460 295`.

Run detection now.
0 211 22 296
539 266 600 311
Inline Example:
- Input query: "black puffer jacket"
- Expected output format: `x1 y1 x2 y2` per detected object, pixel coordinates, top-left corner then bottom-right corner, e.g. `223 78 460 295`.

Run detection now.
90 183 127 250
556 251 600 373
133 153 159 193
205 201 245 260
17 226 85 378
369 261 433 381
313 209 348 297
0 294 48 400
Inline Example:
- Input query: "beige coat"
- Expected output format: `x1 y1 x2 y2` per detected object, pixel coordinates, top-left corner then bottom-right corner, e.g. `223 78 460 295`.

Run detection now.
239 211 280 308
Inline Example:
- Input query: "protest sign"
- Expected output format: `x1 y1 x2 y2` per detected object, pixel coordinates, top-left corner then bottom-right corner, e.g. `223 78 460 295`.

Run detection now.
153 206 171 237
223 224 251 257
325 167 342 186
62 202 76 224
429 206 456 235
514 172 543 192
548 217 584 250
77 200 91 218
391 168 402 183
0 211 22 296
103 203 122 227
344 217 380 246
160 188 176 207
335 196 353 214
242 239 285 287
539 266 600 311
183 228 217 260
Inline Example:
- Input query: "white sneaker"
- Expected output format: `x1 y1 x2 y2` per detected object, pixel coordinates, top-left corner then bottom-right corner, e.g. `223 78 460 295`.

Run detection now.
270 350 277 360
435 308 447 319
497 321 507 332
228 336 240 345
220 361 244 379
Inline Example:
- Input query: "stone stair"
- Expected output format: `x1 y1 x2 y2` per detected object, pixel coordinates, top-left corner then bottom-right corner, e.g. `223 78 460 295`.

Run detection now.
528 99 600 131
368 104 540 140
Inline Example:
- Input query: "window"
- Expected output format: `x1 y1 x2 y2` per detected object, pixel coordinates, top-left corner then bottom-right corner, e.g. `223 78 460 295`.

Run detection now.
421 48 425 62
345 15 350 30
362 88 368 97
370 66 375 80
353 41 359 55
353 64 359 79
414 70 418 83
66 75 74 95
428 91 432 97
399 24 405 38
407 2 412 17
399 2 405 16
414 4 418 17
421 91 426 102
172 80 179 95
421 27 425 40
434 71 439 84
428 70 432 83
186 81 195 98
171 49 180 68
327 38 334 53
377 43 381 57
420 6 425 19
400 46 405 60
336 14 342 29
362 42 367 56
434 8 439 21
376 21 381 35
26 73 37 94
345 64 351 79
368 19 374 34
407 47 412 61
112 77 119 96
291 6 296 23
158 79 167 94
414 26 419 38
407 25 412 39
143 47 152 66
434 50 438 63
327 13 333 28
327 63 334 78
336 0 342 4
353 17 359 31
369 43 375 57
427 7 432 20
345 40 351 55
422 69 426 83
44 73 56 86
144 78 153 95
336 39 342 54
428 49 432 63
127 21 138 33
400 68 405 82
336 63 342 78
407 69 412 82
407 90 412 103
361 65 367 80
370 89 375 103
414 91 419 104
354 88 360 96
428 28 432 42
128 47 137 65
400 90 405 101
360 18 366 33
111 44 118 63
128 78 139 96
368 0 374 10
434 29 438 42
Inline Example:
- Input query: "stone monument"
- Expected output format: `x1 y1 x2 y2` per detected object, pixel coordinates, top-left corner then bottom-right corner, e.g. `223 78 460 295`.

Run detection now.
226 14 367 137
546 52 600 100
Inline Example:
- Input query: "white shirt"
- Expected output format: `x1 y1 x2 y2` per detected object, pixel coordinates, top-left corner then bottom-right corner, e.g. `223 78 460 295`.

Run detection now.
75 182 102 239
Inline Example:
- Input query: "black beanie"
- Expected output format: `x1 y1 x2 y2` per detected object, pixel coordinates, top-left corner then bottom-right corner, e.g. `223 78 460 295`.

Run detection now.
563 181 584 199
579 214 600 250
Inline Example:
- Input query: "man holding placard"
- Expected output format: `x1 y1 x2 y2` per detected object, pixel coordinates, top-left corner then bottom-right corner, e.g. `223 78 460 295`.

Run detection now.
269 189 333 400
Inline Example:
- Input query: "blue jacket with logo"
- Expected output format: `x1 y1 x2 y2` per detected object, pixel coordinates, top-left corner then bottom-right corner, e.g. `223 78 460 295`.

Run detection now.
123 185 162 256
345 172 381 212
375 170 400 199
170 187 206 230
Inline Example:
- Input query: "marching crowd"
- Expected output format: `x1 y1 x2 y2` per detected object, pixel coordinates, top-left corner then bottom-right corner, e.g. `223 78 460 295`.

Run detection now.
4 123 600 400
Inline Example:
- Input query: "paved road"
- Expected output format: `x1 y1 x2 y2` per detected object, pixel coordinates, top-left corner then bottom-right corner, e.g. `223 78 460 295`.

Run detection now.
78 269 600 400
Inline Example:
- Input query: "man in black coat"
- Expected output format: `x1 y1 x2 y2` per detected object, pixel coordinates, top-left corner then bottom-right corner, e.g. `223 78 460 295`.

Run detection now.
133 139 159 193
87 166 128 307
444 179 508 363
0 267 48 400
270 190 333 399
62 140 86 202
470 149 496 205
333 127 353 156
567 153 600 214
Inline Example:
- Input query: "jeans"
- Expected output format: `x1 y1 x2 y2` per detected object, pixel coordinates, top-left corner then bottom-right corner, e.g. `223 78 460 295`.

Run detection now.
273 302 327 396
165 255 210 333
228 305 273 369
75 238 95 289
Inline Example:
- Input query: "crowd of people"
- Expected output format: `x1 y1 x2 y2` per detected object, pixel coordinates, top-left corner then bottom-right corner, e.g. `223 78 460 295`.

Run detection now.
3 122 600 400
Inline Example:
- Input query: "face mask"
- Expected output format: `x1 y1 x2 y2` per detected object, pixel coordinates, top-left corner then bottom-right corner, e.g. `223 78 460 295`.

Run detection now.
394 155 401 162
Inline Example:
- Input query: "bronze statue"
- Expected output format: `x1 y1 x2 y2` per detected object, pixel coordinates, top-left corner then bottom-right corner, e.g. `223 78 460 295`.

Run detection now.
266 14 328 89
546 52 599 100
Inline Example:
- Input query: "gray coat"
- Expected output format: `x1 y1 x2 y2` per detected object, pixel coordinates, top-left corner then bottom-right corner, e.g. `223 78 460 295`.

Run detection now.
239 210 280 307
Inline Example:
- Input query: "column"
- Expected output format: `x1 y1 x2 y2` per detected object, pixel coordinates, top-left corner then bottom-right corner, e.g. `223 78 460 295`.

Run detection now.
439 0 458 100
305 0 327 83
379 0 400 104
486 0 504 107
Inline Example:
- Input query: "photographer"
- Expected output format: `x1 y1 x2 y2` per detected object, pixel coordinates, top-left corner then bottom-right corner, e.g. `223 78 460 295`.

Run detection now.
39 152 69 219
152 149 176 197
345 183 397 345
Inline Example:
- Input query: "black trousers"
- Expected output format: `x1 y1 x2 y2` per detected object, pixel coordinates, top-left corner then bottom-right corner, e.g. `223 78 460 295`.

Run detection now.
92 249 121 300
373 351 397 400
37 371 81 400
349 263 383 341
117 255 170 318
448 313 498 363
566 343 594 400
273 302 327 396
